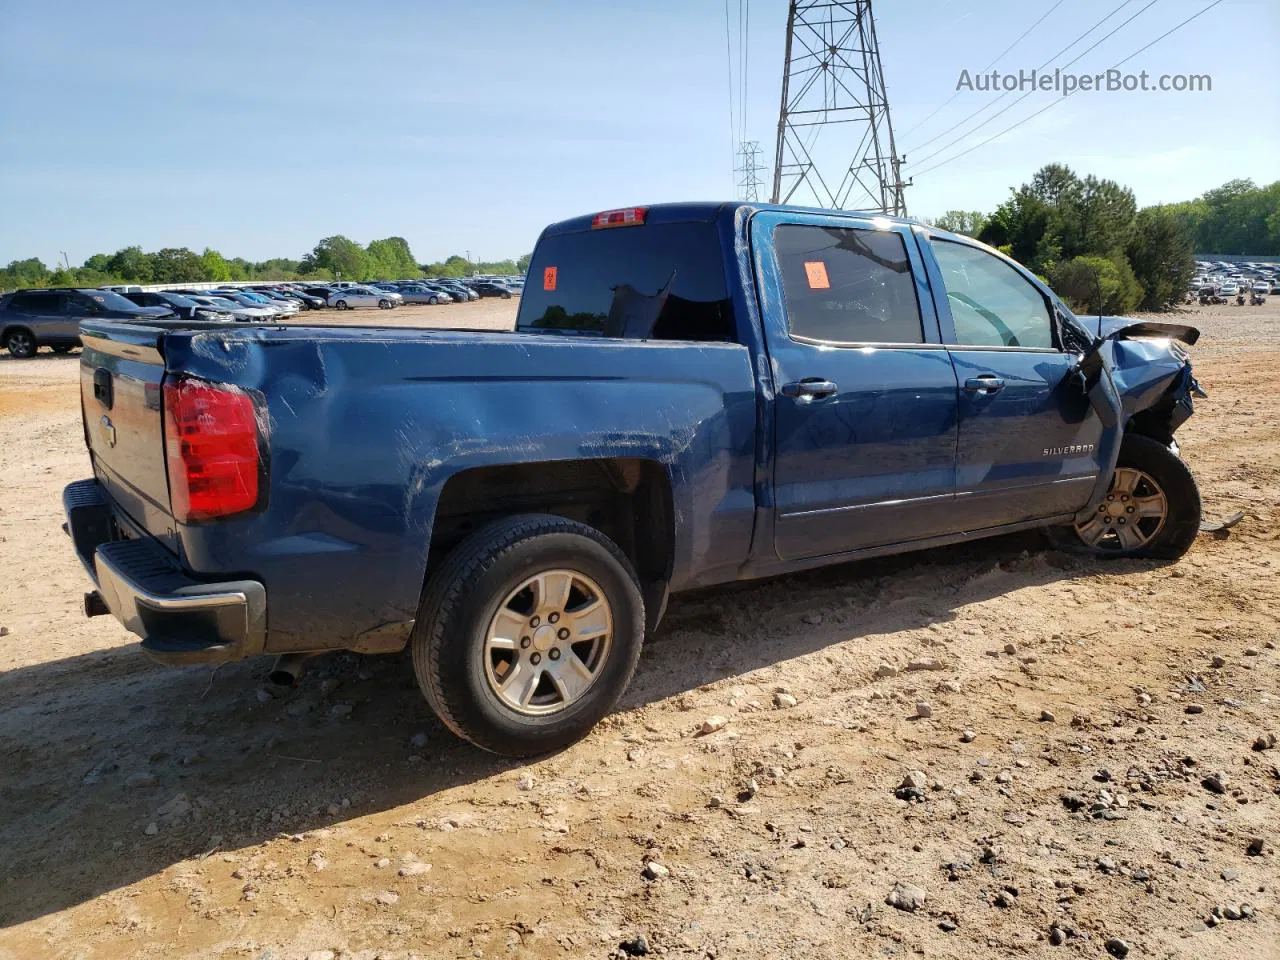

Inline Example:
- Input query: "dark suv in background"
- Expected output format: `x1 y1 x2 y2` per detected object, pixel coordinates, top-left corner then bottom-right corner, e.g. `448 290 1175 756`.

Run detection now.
0 288 174 358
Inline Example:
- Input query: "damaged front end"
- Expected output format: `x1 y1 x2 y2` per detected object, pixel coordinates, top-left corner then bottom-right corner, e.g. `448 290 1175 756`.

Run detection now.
1069 315 1206 522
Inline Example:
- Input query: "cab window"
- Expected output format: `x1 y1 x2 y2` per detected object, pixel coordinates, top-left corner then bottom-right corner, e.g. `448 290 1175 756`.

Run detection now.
775 224 923 344
930 240 1054 349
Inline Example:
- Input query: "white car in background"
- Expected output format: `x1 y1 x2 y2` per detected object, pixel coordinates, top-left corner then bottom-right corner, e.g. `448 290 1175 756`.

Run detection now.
327 286 400 310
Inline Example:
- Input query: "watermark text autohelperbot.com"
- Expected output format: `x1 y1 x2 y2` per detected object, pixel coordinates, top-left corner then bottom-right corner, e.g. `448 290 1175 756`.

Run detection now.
956 68 1211 96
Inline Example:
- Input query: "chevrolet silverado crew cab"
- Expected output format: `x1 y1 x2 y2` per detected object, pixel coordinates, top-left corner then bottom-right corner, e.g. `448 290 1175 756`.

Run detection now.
64 203 1204 756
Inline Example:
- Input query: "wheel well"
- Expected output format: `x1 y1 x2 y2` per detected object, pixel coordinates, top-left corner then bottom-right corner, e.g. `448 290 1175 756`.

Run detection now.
429 458 674 623
3 325 33 342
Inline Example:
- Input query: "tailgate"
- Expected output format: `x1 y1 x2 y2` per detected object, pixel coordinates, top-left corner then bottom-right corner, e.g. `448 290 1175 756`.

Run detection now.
79 321 179 550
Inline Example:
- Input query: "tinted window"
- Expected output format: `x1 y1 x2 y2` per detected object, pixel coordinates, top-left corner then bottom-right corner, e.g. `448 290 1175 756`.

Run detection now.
160 293 198 308
63 296 105 316
87 290 145 311
518 222 736 342
7 293 60 314
775 224 923 344
930 240 1054 348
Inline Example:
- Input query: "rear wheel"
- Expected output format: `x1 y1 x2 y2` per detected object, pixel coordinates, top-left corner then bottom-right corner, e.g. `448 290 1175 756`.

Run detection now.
412 514 645 756
1050 434 1201 560
4 328 36 359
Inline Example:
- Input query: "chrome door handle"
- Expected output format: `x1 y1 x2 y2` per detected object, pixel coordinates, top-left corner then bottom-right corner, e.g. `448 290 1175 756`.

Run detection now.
964 375 1005 394
782 378 838 399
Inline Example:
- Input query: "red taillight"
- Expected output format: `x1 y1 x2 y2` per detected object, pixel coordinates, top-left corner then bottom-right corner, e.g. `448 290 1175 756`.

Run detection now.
591 207 647 229
163 377 262 523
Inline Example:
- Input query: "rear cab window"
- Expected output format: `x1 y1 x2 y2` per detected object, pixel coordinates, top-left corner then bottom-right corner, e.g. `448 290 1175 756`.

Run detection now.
518 218 737 343
774 224 924 344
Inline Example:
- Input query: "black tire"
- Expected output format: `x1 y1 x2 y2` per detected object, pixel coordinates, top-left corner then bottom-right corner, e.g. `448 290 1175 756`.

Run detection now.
378 299 391 309
501 291 512 299
412 514 645 756
335 300 348 310
429 296 439 305
1048 434 1201 561
4 328 36 359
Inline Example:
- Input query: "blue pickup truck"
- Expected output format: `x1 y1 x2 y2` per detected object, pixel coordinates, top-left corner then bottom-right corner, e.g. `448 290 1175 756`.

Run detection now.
65 202 1203 755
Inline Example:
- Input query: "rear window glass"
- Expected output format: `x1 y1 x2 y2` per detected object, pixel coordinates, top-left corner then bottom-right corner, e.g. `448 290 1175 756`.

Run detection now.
775 224 923 344
518 222 736 342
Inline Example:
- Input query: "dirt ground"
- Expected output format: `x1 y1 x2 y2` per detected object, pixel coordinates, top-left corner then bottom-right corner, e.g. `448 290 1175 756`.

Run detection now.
0 299 1277 960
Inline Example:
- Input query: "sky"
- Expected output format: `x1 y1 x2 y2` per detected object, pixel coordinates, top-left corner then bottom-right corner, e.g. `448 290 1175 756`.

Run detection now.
1 0 1276 267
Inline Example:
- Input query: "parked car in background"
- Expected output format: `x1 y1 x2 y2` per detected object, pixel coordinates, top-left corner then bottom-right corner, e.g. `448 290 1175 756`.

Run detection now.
467 280 516 299
327 286 399 309
398 285 452 305
437 281 479 302
0 288 174 357
183 295 275 322
200 291 286 319
211 290 297 318
123 291 234 322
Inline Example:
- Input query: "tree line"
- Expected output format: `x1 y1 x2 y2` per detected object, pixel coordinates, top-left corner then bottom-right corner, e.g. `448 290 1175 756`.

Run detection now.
0 234 531 292
931 172 1278 313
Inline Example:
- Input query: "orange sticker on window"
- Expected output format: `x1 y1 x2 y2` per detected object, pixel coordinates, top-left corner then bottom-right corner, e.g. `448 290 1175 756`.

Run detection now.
543 266 558 291
803 261 830 289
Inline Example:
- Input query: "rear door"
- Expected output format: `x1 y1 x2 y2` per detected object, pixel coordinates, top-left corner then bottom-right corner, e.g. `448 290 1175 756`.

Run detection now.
6 291 68 340
751 211 961 561
921 233 1103 527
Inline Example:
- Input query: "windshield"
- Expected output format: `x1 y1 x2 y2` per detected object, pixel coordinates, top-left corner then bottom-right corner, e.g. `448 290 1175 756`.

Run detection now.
208 298 239 309
162 293 198 308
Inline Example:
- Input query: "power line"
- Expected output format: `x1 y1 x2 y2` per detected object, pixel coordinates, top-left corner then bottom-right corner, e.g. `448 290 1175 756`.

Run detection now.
899 0 1068 139
905 0 1142 156
911 0 1226 178
724 0 737 187
907 0 1162 170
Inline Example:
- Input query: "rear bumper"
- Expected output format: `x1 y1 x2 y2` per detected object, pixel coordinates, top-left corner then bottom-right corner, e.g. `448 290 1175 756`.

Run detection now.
63 479 267 665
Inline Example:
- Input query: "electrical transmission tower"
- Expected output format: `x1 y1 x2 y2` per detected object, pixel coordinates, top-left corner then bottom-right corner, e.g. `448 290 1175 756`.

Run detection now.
736 140 765 202
770 0 908 215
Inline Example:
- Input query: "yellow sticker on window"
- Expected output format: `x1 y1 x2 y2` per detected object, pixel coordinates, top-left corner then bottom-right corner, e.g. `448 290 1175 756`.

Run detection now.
804 261 830 289
543 266 558 291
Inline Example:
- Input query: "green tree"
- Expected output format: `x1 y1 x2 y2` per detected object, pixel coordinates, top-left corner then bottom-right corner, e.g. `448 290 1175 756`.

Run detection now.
367 237 420 279
1125 205 1195 311
150 247 206 283
516 252 532 274
1049 254 1143 315
200 248 232 281
931 210 987 237
83 253 112 274
0 257 51 289
106 246 154 282
303 235 368 279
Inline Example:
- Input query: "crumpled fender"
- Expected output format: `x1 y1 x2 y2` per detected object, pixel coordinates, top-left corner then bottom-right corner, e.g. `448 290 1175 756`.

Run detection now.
1071 320 1203 523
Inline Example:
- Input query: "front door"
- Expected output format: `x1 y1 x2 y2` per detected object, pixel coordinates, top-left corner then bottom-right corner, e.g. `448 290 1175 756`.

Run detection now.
924 234 1103 528
752 211 961 562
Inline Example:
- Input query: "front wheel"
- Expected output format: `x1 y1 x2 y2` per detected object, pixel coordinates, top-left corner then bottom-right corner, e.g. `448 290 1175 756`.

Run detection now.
429 296 439 305
335 300 348 310
412 514 645 756
378 299 391 309
501 291 512 299
1050 434 1201 560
